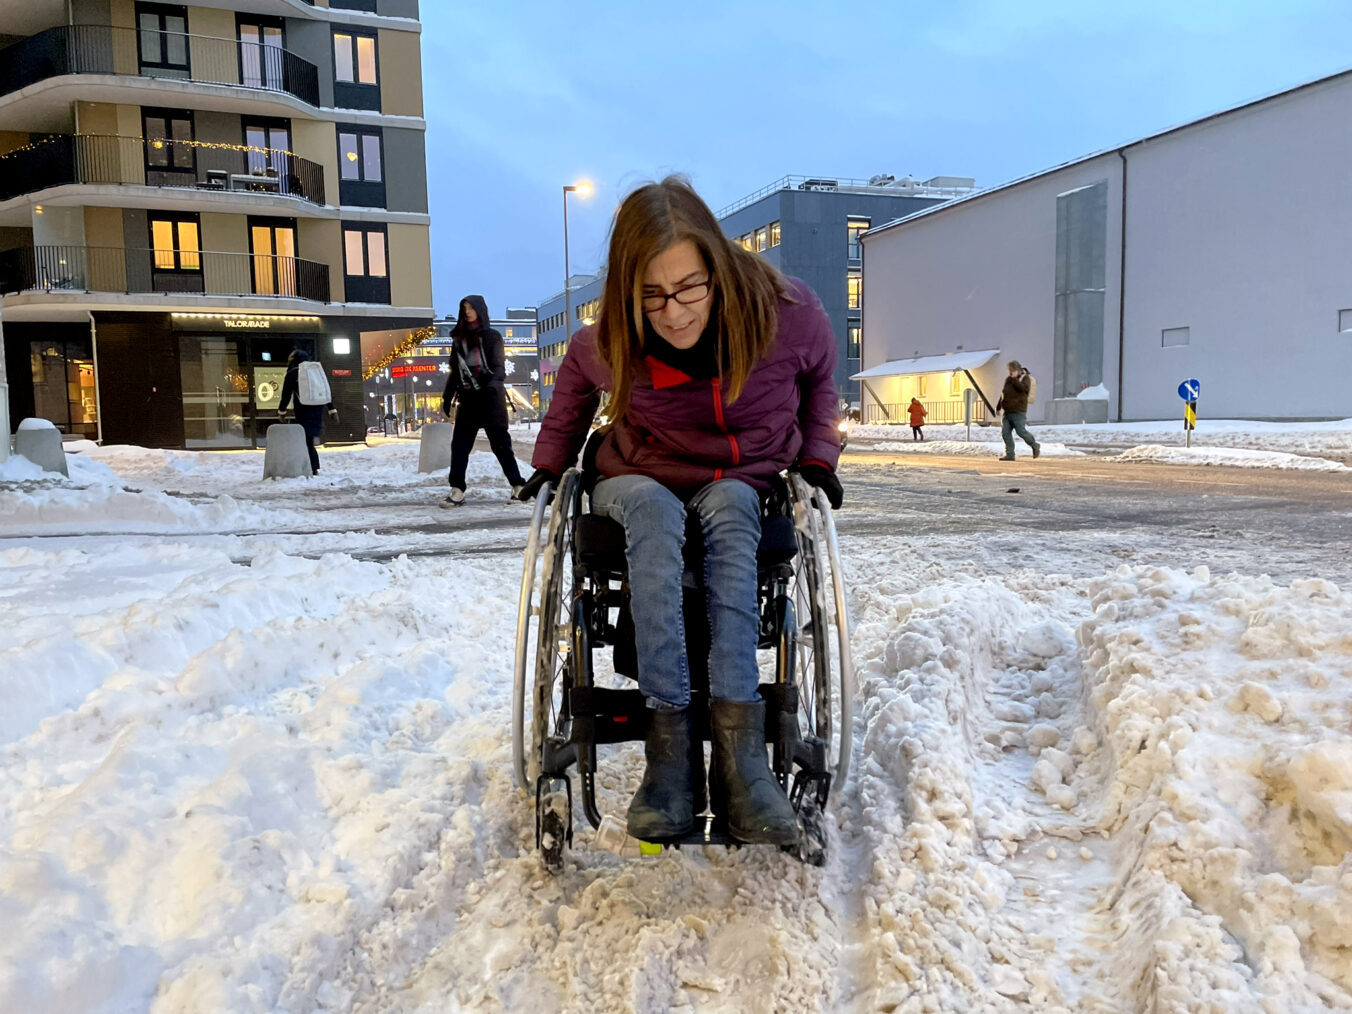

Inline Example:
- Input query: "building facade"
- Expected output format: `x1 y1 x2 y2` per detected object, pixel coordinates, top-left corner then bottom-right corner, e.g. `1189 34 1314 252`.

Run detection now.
717 175 974 405
535 273 601 409
0 0 433 449
860 70 1352 423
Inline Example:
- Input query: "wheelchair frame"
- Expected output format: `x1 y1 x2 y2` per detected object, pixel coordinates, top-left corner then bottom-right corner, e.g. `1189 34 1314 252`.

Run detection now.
513 468 853 870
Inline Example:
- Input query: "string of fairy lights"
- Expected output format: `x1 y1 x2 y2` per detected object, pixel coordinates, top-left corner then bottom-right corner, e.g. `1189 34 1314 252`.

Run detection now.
363 325 437 381
0 134 306 160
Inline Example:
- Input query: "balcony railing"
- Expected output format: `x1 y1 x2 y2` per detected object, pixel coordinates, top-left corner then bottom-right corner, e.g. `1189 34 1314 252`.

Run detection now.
0 134 326 205
0 245 330 303
0 25 320 107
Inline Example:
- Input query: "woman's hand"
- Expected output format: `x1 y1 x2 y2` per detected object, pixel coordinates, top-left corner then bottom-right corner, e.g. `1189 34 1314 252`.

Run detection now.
514 468 559 502
796 462 843 510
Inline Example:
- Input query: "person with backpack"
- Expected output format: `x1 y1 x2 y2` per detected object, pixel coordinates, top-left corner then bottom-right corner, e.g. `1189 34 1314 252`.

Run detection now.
908 397 927 441
439 294 526 507
277 349 337 474
995 360 1040 461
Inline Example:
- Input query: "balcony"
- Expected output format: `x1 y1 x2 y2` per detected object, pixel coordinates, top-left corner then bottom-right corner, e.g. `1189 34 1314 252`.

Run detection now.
0 25 320 108
0 244 331 303
0 134 326 206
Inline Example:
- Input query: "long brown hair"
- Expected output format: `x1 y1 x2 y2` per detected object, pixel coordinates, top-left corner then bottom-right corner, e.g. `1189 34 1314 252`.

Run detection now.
594 175 788 422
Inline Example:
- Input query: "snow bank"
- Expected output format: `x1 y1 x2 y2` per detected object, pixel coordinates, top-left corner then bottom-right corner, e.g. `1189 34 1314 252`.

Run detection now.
1114 444 1349 471
870 439 1082 457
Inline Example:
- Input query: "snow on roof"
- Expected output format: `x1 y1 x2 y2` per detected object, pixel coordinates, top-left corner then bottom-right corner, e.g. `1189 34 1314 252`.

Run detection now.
851 348 1000 380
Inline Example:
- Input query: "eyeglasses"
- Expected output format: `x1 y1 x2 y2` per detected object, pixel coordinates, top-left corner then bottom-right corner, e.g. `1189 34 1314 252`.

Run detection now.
641 278 711 314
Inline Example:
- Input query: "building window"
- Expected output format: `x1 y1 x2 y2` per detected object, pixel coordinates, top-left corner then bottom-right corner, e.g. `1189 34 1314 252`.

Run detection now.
1161 327 1190 348
740 234 754 252
1340 310 1352 333
343 223 390 303
149 214 200 272
334 31 378 85
950 371 962 396
242 118 290 177
142 108 195 184
847 217 870 260
917 375 927 397
769 221 781 247
136 3 190 79
847 324 860 359
337 126 385 208
249 217 297 296
847 272 862 309
1054 180 1108 397
756 227 768 252
238 16 285 91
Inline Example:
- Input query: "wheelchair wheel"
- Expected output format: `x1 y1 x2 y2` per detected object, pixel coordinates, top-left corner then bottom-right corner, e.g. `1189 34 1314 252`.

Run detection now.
788 474 855 796
530 469 582 785
512 469 582 790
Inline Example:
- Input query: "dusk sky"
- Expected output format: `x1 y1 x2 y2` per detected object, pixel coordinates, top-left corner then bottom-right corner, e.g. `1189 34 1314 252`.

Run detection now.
420 1 1352 319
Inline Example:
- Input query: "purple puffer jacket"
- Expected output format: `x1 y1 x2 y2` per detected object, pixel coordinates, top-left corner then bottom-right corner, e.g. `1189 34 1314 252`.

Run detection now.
532 277 840 492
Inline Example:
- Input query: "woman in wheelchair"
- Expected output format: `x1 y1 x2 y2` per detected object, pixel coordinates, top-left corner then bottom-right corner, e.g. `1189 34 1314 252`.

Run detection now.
515 176 843 846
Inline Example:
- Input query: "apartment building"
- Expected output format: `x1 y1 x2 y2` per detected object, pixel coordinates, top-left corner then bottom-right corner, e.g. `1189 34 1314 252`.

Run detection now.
0 0 432 448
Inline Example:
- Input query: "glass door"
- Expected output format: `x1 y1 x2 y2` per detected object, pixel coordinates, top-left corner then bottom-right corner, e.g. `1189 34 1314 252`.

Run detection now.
250 218 297 297
242 118 291 186
179 337 249 448
238 18 285 91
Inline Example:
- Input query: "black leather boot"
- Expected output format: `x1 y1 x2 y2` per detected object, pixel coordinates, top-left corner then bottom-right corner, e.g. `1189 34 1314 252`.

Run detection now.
627 706 698 839
709 699 800 845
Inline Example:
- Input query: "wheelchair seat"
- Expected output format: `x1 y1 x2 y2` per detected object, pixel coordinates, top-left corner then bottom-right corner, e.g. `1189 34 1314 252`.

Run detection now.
575 510 798 575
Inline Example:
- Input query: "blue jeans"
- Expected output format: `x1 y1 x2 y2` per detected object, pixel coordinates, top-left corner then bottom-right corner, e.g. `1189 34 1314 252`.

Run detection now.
591 475 762 710
1001 411 1039 458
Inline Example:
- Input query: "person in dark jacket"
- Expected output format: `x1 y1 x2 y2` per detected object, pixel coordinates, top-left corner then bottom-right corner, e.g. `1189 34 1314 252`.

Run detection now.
516 176 842 846
439 294 526 506
995 360 1040 461
277 349 337 474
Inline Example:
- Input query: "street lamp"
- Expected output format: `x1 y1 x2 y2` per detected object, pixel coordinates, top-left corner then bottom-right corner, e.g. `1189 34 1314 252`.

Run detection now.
562 180 593 349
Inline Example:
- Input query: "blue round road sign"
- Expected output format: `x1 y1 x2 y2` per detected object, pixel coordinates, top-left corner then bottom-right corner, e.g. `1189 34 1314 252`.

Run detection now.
1178 378 1200 401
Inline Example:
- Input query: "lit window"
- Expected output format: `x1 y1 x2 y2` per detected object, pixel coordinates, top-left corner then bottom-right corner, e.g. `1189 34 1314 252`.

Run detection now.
848 218 870 260
756 227 768 252
847 272 862 309
847 324 860 359
949 372 961 396
917 375 927 396
334 31 377 85
769 221 781 247
151 215 201 271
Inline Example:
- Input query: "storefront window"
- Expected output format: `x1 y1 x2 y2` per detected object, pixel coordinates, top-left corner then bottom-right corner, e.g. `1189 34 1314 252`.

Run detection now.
29 341 97 439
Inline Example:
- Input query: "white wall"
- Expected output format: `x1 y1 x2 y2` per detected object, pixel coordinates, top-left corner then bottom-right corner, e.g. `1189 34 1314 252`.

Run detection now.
863 71 1352 422
862 154 1123 422
1121 75 1352 420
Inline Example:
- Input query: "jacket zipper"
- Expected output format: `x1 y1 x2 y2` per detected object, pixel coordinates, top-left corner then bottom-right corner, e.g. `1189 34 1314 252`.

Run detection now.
710 378 739 479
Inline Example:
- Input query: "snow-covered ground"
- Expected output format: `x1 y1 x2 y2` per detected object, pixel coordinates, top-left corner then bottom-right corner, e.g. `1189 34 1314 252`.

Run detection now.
851 418 1352 469
2 438 1351 1012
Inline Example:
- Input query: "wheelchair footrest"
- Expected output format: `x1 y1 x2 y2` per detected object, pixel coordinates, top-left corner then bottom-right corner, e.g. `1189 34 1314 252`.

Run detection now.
640 814 746 849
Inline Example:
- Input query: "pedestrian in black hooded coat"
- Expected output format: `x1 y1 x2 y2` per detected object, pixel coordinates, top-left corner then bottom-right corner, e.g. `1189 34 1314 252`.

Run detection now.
277 349 337 474
439 294 525 506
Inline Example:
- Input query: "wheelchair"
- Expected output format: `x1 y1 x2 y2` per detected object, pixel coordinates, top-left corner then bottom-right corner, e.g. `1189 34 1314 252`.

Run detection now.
512 454 854 872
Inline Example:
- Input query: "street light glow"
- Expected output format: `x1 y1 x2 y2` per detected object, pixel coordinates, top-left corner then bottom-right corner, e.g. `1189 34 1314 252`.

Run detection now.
570 181 594 199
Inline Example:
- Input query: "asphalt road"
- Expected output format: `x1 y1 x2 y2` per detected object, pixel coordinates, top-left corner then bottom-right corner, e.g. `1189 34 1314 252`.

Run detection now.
836 450 1352 584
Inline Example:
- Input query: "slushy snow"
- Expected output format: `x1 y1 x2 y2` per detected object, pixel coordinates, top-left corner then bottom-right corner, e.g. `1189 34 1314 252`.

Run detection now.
1 438 1350 1012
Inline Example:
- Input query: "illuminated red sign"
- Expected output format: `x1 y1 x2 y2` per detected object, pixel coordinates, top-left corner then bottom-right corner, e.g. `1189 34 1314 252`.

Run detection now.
331 368 352 377
390 364 440 378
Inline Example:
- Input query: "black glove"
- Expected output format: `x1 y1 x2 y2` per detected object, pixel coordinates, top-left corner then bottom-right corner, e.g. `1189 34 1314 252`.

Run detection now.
797 463 843 510
514 467 558 502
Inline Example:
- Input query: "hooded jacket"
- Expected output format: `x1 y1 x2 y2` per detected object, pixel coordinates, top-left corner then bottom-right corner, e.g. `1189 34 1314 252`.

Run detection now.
997 371 1031 415
442 295 507 413
532 276 840 494
908 400 927 426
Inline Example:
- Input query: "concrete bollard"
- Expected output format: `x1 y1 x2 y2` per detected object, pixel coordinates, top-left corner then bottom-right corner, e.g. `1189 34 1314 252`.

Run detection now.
14 417 68 476
263 423 313 479
417 421 454 474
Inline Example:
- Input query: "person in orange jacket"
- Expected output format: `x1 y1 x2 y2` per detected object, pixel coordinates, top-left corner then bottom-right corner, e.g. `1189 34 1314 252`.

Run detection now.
908 397 928 441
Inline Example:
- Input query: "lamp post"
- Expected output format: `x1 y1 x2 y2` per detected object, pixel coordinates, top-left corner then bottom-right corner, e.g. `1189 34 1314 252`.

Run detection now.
562 181 593 350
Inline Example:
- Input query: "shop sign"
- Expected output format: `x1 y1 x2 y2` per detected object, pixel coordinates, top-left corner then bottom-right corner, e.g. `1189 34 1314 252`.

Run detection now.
331 369 352 377
390 364 440 378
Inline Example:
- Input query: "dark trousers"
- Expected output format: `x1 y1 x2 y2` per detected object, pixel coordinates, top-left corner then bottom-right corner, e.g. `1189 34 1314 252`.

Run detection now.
304 433 320 473
911 425 923 441
448 403 524 490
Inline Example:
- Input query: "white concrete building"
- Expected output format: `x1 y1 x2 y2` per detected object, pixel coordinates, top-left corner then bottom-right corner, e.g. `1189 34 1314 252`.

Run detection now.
858 68 1352 424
